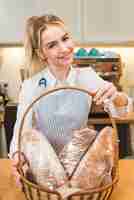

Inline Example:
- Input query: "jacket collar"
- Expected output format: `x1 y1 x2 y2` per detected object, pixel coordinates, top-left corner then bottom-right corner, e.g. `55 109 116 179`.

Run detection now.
42 66 76 87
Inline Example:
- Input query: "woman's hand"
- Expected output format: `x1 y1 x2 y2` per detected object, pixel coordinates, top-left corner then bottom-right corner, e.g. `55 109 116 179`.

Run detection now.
93 82 117 105
11 152 29 189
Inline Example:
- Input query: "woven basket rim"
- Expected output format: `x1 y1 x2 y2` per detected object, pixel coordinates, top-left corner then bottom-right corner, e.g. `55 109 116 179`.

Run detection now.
19 168 119 196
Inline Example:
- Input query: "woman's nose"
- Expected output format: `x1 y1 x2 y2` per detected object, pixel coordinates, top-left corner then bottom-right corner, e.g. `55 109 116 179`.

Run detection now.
58 42 68 52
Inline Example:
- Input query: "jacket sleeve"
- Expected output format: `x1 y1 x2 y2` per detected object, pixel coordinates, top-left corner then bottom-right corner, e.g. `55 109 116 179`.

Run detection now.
76 67 107 93
9 79 33 157
77 67 133 117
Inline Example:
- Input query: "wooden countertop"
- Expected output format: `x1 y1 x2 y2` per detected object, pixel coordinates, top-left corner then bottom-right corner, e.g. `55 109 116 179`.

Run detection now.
0 159 25 200
0 159 134 200
88 112 134 125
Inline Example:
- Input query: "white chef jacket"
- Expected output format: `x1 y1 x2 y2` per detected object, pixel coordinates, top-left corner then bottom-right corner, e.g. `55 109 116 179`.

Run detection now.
9 66 132 155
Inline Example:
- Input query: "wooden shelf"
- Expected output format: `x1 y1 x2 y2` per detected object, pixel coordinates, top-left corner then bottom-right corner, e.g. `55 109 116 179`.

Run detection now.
73 54 122 92
74 57 120 63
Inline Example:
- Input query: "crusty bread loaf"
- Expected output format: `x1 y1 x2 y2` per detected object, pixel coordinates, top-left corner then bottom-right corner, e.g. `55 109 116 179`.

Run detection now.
21 128 68 190
112 93 128 107
70 126 116 190
59 127 97 177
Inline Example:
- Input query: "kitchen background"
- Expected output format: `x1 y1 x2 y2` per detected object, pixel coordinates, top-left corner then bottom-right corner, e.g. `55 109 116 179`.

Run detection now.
0 0 134 102
0 0 134 158
0 3 134 200
1 47 134 102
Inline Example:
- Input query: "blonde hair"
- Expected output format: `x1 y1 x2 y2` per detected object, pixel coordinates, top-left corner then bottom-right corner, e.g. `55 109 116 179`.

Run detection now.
24 14 65 77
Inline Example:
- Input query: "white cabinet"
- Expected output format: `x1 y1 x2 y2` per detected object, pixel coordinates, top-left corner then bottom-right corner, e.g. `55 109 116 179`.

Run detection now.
0 0 134 43
82 0 113 43
82 0 134 43
0 0 82 43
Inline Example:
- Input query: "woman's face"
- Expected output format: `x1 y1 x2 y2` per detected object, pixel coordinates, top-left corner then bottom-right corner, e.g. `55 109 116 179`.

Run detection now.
40 24 74 68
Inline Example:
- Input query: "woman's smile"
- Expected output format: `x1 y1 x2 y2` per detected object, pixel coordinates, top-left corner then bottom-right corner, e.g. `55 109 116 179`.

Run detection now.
41 25 74 68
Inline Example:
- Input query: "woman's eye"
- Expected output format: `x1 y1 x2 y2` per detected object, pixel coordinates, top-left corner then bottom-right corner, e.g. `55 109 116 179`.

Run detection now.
48 43 56 49
47 41 57 49
62 36 69 41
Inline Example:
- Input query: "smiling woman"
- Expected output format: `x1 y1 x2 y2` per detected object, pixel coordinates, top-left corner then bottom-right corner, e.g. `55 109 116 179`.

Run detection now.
24 15 70 77
9 14 131 191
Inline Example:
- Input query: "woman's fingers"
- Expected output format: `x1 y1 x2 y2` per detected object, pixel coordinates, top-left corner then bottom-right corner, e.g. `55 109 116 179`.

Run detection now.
22 162 29 176
12 163 29 189
94 82 117 105
100 86 116 102
11 152 29 189
97 86 117 105
12 165 22 188
93 83 110 102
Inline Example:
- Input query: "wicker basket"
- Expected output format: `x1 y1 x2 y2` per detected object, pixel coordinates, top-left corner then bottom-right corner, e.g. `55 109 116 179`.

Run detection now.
17 86 119 200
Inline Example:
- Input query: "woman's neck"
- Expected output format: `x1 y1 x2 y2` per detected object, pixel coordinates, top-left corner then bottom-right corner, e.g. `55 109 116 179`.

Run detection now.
48 65 70 81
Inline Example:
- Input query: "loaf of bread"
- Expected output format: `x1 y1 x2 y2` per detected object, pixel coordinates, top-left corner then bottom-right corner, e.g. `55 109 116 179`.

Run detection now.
21 128 68 190
112 93 128 107
59 127 97 177
70 126 117 190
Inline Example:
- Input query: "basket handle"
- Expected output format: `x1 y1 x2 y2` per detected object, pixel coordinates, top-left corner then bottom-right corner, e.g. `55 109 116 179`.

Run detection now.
17 86 118 168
